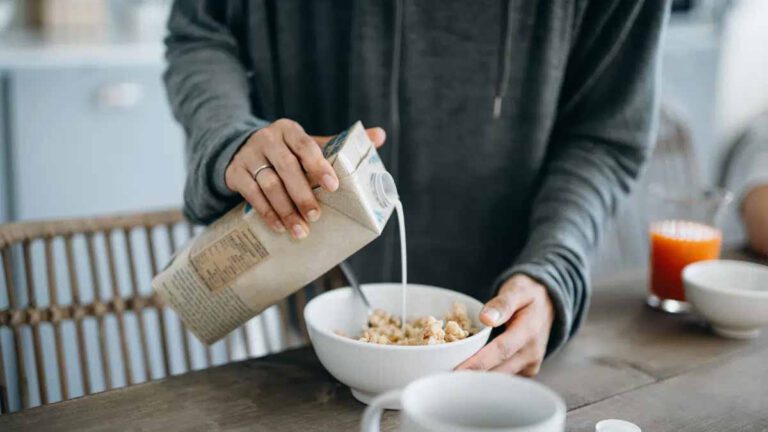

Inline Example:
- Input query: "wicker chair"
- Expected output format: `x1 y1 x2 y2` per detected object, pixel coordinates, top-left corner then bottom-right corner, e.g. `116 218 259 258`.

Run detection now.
0 209 342 413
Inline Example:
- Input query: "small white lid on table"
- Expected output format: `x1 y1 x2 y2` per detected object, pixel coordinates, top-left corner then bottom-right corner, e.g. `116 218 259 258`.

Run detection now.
596 419 641 432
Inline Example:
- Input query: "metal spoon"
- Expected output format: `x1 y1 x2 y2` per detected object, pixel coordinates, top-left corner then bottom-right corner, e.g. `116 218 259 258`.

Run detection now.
339 260 372 316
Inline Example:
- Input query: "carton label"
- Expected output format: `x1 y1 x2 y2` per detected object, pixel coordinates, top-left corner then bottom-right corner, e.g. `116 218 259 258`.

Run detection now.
190 224 269 292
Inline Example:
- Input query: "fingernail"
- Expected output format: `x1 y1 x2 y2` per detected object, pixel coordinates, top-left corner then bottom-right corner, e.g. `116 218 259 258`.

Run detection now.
292 224 308 240
482 308 501 325
375 127 386 140
272 221 286 233
307 209 320 222
322 174 339 192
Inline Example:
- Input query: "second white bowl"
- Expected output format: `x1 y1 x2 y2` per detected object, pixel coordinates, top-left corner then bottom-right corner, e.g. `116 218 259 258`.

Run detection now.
304 283 492 408
684 260 768 339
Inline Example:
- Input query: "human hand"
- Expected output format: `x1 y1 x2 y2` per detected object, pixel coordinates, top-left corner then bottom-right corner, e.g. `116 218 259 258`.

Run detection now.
225 119 386 239
743 184 768 256
457 274 555 376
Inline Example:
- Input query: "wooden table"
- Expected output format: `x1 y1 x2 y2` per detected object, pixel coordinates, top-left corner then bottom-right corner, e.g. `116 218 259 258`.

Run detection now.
2 257 767 431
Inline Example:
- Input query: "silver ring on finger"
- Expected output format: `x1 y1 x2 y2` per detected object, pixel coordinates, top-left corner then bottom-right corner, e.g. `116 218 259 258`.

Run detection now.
252 164 274 181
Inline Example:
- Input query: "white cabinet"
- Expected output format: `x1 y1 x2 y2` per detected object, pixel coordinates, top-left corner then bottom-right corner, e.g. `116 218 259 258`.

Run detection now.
5 65 185 220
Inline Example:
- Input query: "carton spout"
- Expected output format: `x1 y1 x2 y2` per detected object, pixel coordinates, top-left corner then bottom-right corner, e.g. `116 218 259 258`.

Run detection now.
373 172 399 208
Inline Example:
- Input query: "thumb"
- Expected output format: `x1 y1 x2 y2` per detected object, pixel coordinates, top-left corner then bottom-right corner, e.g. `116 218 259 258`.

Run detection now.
312 127 387 148
366 127 387 147
480 279 532 327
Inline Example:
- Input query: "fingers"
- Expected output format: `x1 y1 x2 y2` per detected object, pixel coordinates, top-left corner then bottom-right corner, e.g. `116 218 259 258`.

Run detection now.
456 275 552 377
227 165 285 233
456 317 528 371
457 307 545 376
491 345 543 376
231 127 308 239
491 334 545 377
255 168 309 240
519 362 542 377
282 122 339 192
312 127 387 148
366 127 387 147
262 137 322 224
239 119 322 239
480 280 534 327
488 354 529 375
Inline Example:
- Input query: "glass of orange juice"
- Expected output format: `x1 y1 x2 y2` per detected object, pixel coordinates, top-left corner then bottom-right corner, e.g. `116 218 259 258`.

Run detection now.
647 186 732 313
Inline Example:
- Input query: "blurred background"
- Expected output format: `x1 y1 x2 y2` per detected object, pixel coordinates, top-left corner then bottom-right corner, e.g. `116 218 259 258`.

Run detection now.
0 0 183 224
0 0 767 412
0 0 766 275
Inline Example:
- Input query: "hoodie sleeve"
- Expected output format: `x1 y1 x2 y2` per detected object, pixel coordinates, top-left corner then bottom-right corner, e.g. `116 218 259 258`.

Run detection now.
493 0 670 356
164 0 269 224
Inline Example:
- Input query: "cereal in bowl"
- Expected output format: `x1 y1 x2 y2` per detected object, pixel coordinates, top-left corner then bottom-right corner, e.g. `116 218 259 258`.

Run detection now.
356 302 478 345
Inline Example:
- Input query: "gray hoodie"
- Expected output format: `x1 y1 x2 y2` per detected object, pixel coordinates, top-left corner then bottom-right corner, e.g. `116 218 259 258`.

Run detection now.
164 0 669 354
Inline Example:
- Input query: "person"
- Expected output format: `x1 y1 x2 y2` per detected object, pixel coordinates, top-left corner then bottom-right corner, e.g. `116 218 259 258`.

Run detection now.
721 112 768 256
744 186 768 256
164 1 669 376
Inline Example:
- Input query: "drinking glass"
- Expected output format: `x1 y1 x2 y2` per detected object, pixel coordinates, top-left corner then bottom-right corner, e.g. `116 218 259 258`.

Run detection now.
646 185 733 313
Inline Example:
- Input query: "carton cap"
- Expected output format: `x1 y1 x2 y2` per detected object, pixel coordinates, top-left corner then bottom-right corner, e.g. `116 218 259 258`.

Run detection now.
596 419 641 432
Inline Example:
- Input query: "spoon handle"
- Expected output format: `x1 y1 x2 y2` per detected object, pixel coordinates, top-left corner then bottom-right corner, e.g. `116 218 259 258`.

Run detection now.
339 260 372 315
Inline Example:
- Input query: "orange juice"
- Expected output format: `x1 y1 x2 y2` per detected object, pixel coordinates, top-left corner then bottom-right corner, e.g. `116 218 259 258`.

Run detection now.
650 220 722 301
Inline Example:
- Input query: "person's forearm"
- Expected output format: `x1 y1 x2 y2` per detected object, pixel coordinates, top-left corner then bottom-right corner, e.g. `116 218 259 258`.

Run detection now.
741 151 768 254
743 184 768 255
494 0 669 355
496 136 650 355
164 0 268 224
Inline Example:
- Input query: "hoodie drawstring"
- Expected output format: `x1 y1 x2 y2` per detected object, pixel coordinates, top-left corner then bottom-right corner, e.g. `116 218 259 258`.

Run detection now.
390 0 403 183
494 0 514 119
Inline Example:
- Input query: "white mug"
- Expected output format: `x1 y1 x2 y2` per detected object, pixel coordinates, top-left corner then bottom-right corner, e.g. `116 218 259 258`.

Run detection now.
361 371 566 432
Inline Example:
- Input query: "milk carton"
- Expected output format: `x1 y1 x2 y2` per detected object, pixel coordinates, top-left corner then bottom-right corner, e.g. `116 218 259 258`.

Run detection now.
153 122 397 344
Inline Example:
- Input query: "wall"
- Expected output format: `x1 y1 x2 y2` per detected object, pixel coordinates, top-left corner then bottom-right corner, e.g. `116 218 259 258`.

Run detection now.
717 0 768 143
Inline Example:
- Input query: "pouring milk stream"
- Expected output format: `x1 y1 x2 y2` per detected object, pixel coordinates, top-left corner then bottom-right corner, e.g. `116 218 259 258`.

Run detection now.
396 201 407 332
153 122 408 344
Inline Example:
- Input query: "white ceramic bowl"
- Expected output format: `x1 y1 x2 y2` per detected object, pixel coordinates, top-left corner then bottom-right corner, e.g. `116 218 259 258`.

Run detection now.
684 260 768 339
304 283 492 407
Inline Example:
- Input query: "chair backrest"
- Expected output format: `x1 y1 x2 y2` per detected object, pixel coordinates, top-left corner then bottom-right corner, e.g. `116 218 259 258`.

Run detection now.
0 209 342 413
647 104 700 188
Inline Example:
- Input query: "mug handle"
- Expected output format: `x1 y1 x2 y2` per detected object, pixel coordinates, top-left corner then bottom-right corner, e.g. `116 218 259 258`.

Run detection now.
360 390 402 432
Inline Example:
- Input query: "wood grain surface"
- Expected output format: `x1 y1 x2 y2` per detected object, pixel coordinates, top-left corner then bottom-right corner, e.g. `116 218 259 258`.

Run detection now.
1 255 766 431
